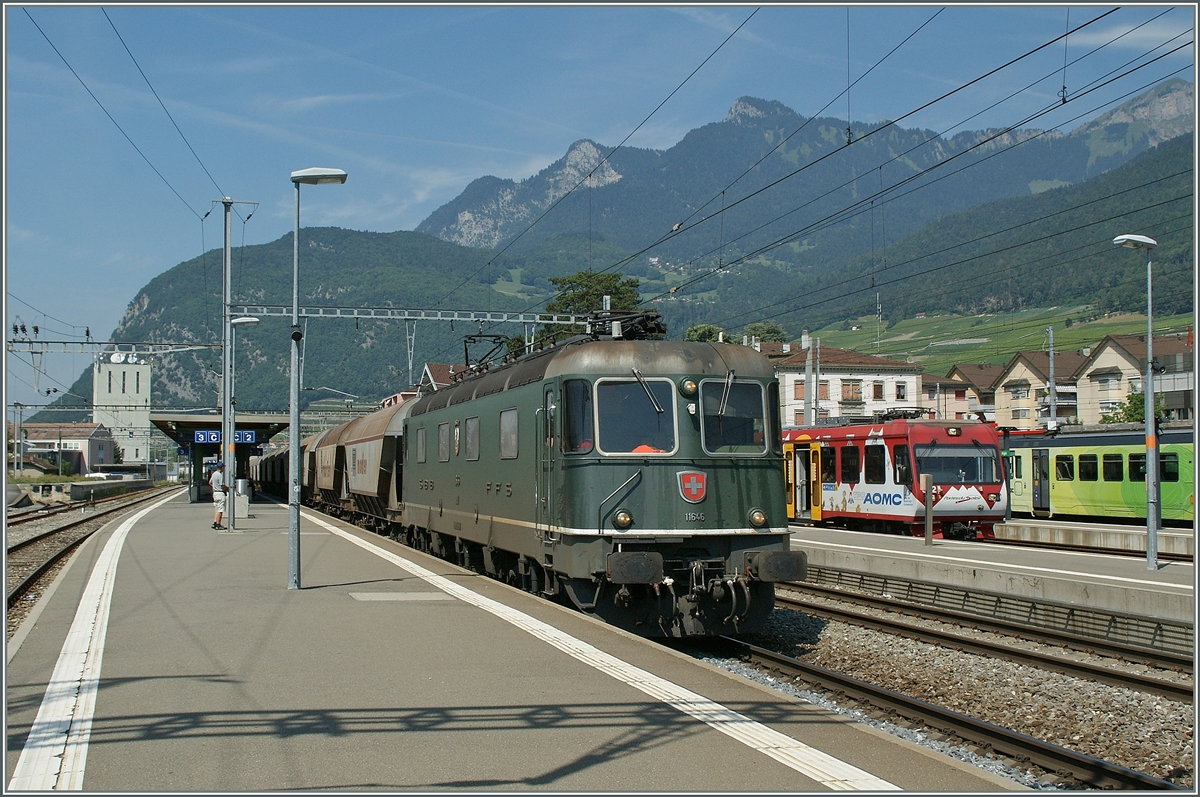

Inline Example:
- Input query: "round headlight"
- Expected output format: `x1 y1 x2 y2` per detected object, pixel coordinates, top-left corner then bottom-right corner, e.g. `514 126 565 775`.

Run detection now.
749 509 767 527
679 378 698 397
613 509 633 529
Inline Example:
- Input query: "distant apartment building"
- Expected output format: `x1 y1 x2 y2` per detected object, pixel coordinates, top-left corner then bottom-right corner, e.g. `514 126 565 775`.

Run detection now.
992 349 1087 430
1073 333 1194 424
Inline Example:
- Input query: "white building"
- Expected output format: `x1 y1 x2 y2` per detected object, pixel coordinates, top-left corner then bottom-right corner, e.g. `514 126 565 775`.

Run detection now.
768 336 923 426
92 352 153 463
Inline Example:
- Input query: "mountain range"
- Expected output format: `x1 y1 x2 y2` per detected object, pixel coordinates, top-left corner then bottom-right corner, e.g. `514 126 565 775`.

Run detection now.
35 79 1193 419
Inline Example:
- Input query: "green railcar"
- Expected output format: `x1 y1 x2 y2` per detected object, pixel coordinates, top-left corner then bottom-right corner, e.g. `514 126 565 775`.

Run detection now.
400 327 805 637
1004 423 1194 525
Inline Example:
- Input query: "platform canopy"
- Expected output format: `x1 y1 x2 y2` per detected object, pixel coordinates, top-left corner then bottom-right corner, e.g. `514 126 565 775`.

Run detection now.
151 412 290 451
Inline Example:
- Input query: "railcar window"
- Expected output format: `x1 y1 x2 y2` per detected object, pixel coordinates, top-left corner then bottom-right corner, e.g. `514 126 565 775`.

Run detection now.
700 380 766 454
562 379 593 454
596 379 676 454
913 443 1002 485
840 445 860 483
1079 454 1098 481
416 427 426 464
1161 452 1179 482
864 445 886 484
893 445 911 486
464 416 480 461
438 423 450 462
1055 455 1075 481
1102 453 1123 481
820 447 836 483
1128 453 1146 482
499 408 519 460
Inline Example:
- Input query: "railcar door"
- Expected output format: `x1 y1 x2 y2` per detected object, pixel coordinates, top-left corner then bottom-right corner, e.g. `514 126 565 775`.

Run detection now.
807 445 822 521
535 387 556 539
1031 448 1050 515
783 442 796 520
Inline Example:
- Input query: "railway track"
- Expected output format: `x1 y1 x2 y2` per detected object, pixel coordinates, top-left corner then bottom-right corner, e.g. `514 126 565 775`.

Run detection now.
7 484 156 528
6 486 179 610
715 636 1186 790
774 588 1192 703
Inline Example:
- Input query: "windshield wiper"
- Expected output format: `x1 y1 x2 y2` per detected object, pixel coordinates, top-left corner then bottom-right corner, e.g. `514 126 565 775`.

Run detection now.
631 368 663 414
718 370 735 417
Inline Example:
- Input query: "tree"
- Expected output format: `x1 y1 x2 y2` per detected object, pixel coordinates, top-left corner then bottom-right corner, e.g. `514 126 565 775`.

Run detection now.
545 270 641 315
684 323 725 342
112 444 124 464
536 270 643 345
1100 390 1165 424
743 320 788 343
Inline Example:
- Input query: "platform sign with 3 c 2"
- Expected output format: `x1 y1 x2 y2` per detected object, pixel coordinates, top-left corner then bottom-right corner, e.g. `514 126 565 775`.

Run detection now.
193 430 256 444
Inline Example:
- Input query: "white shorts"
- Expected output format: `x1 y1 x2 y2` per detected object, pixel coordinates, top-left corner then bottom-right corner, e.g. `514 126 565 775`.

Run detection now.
213 490 227 513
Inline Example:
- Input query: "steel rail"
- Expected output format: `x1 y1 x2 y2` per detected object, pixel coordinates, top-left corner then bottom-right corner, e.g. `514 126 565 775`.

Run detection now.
782 580 1193 673
774 593 1192 703
718 637 1186 790
7 487 176 554
6 488 179 610
6 532 97 609
7 484 157 528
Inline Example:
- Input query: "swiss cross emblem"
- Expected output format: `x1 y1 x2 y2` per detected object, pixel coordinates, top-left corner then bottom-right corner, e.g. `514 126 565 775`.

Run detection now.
678 471 707 504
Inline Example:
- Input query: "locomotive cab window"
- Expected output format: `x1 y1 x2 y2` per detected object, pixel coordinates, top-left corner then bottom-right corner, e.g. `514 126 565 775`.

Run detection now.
596 378 676 454
699 379 767 455
562 379 594 454
913 442 1002 485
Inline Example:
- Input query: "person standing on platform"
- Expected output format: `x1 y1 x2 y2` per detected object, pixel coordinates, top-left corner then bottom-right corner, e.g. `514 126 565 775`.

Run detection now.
209 462 229 529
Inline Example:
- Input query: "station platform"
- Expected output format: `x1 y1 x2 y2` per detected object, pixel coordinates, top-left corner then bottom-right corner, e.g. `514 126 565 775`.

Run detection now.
6 491 1018 792
789 524 1195 625
996 518 1194 558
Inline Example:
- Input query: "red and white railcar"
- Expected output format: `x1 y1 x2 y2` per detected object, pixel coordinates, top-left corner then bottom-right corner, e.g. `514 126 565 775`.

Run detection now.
782 418 1006 539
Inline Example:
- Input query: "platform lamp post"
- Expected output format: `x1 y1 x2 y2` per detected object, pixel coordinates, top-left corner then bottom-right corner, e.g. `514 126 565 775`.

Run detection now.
289 168 347 589
228 315 260 530
217 197 257 529
1113 233 1159 571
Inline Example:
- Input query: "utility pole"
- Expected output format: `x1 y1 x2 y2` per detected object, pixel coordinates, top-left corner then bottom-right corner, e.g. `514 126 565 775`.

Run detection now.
1046 326 1057 431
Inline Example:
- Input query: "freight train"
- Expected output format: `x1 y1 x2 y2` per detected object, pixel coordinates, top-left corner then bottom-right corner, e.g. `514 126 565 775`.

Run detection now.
254 311 806 637
1002 422 1194 525
781 416 1007 539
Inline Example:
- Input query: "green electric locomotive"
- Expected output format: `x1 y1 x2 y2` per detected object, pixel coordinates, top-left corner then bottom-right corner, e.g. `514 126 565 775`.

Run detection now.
399 313 806 637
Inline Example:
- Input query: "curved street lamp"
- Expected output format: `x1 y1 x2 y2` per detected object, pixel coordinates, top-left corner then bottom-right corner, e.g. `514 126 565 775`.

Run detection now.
1112 233 1158 571
288 168 347 589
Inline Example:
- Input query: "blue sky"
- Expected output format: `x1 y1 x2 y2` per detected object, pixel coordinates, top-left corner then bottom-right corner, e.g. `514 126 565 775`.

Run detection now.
4 4 1194 409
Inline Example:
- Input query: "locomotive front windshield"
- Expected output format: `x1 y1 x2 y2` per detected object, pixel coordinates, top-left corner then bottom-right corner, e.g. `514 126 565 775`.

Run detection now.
700 380 767 454
914 442 1003 485
596 379 676 453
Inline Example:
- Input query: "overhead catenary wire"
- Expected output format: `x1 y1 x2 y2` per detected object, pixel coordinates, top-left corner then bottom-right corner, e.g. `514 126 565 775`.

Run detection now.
429 7 762 310
647 54 1193 312
22 8 203 221
553 7 1135 296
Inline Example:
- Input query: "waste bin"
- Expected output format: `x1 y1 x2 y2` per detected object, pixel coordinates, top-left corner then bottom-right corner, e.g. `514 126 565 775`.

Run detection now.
235 478 251 496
